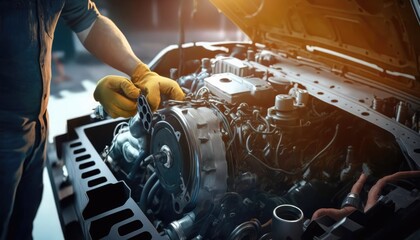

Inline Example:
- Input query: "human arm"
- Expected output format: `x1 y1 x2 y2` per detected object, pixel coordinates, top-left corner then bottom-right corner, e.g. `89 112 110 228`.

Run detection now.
77 15 140 76
76 15 141 118
61 0 184 117
78 15 185 114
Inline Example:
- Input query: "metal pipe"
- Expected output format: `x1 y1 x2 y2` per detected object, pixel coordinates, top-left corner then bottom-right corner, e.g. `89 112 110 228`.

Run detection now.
272 204 304 240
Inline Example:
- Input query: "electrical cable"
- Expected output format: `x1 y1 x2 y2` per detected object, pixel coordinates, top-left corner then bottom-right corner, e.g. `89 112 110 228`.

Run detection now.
245 124 339 175
301 124 339 172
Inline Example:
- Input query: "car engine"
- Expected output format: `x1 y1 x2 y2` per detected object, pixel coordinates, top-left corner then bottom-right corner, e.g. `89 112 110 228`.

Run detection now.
46 0 420 238
81 44 420 239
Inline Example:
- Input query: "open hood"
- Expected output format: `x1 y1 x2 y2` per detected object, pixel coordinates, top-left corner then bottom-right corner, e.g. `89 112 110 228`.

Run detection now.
210 0 420 83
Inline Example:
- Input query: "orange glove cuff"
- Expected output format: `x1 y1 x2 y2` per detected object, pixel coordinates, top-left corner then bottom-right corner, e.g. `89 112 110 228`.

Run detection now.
130 62 185 112
131 62 154 83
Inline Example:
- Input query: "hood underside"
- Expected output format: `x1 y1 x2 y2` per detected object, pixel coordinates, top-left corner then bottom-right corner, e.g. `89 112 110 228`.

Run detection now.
210 0 420 82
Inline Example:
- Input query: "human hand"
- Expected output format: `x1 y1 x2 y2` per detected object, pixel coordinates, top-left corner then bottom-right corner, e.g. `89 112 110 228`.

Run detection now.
311 173 367 221
94 75 140 118
311 170 420 221
131 63 185 112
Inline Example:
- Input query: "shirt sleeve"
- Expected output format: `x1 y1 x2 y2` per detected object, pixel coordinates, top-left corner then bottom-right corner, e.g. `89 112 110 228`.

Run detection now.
61 0 99 33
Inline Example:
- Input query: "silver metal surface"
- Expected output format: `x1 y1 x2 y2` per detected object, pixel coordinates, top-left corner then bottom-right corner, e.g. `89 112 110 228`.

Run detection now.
155 106 228 212
160 145 173 169
251 57 420 167
272 204 304 240
204 72 274 104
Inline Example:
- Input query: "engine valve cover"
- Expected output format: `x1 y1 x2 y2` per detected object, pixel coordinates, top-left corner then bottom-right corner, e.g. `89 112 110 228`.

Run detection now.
204 72 274 106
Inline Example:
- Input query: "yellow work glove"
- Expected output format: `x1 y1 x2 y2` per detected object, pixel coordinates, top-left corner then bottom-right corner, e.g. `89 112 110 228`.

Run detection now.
131 63 185 112
94 75 140 118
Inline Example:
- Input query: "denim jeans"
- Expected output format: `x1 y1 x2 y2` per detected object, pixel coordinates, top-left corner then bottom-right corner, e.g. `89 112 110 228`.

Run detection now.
0 115 47 240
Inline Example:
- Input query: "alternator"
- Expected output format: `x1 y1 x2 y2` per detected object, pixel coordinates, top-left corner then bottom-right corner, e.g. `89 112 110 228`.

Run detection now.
151 106 228 214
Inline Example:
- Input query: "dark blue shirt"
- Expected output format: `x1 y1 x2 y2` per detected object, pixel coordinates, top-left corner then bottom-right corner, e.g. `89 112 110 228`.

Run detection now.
0 0 98 132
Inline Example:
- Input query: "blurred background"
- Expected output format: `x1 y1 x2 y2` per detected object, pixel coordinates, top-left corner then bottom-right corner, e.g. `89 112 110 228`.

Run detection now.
35 1 247 239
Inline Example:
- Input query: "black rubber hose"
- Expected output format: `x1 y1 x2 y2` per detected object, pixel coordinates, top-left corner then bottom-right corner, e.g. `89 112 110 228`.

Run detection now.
139 172 158 212
147 179 161 207
127 150 147 180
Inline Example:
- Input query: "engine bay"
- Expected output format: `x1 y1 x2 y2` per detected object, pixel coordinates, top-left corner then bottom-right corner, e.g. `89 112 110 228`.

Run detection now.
50 43 420 239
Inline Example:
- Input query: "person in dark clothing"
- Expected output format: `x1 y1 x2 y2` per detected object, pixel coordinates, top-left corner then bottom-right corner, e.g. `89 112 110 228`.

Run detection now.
51 18 74 83
0 1 184 239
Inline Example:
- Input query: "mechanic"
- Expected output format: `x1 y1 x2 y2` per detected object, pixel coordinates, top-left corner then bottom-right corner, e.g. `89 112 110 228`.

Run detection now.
0 1 184 239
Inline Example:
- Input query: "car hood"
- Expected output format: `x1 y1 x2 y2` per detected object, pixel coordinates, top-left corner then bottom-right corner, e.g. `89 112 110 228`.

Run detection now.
210 0 420 92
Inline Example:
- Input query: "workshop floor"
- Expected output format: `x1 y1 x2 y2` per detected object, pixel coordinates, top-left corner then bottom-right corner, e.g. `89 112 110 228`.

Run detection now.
33 29 246 239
